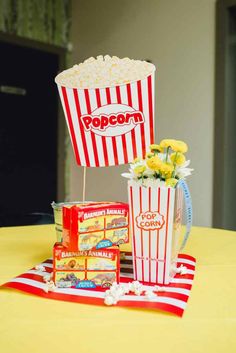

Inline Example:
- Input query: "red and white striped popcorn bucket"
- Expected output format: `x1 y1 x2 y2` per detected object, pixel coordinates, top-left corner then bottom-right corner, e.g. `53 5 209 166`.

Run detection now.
128 181 189 285
56 71 155 167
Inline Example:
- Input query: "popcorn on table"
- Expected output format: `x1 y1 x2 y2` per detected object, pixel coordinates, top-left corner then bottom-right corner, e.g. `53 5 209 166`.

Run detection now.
35 265 46 272
55 55 155 89
104 281 166 306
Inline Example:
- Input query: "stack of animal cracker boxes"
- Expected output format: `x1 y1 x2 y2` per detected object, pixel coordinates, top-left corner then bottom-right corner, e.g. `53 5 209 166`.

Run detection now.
53 202 129 289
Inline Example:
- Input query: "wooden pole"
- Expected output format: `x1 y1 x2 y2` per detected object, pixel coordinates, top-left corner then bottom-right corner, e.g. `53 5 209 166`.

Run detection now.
82 167 86 202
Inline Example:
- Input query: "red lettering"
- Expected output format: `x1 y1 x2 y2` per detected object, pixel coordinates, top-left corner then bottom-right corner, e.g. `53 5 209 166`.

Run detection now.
81 116 92 130
109 115 117 125
133 112 144 123
80 110 144 132
117 113 125 124
100 115 109 130
92 117 100 128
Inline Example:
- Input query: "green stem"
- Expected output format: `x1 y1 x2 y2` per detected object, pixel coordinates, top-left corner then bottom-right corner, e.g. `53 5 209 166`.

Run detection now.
166 146 170 163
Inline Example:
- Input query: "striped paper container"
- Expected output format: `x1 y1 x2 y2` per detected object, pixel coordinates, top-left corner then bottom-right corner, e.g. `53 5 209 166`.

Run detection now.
128 182 184 285
56 70 155 167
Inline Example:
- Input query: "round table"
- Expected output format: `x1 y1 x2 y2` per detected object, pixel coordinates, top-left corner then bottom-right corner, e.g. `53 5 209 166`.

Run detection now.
0 225 235 353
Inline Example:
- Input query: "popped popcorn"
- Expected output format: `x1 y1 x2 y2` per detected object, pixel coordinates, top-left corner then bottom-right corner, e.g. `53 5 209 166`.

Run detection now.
177 265 188 275
35 265 46 272
44 280 56 293
55 55 155 89
144 290 157 300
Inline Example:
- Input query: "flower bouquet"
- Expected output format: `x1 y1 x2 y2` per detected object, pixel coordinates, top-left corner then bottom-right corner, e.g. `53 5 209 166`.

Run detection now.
122 139 193 285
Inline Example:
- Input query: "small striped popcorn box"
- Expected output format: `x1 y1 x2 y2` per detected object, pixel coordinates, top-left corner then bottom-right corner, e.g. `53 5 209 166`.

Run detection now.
56 70 155 167
128 181 184 285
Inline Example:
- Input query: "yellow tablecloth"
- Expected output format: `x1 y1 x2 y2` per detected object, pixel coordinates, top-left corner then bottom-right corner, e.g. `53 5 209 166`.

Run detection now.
0 225 236 353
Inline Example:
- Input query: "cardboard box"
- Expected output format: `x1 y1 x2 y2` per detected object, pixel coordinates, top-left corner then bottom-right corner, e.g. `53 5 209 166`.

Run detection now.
62 202 129 251
53 243 120 289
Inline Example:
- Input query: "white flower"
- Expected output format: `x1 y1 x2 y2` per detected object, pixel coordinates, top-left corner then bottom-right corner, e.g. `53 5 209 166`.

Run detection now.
175 160 194 179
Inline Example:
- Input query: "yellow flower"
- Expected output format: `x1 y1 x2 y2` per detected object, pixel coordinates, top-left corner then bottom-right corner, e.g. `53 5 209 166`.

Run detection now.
170 152 186 166
170 140 188 153
133 157 141 164
160 139 176 149
165 178 178 187
160 163 174 178
149 144 164 153
146 156 162 171
134 165 146 175
145 152 154 159
160 139 188 153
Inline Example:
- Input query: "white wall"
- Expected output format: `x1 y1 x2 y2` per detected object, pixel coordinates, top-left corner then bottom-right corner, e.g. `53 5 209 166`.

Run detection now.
69 0 216 226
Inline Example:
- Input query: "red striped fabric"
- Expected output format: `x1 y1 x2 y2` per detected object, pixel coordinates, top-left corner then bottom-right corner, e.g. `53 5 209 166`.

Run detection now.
1 253 196 317
57 73 155 167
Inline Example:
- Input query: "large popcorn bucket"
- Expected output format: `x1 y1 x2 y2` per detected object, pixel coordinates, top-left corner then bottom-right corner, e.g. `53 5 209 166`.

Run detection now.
128 180 191 285
56 69 155 167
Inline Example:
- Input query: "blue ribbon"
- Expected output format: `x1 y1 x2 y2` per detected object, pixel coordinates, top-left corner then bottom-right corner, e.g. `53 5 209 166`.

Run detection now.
177 179 193 251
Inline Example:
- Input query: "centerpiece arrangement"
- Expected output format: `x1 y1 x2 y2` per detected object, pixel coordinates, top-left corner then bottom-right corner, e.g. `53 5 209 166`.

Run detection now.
2 55 196 316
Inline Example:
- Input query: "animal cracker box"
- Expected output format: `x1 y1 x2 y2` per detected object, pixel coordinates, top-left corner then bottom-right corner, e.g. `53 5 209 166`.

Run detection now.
53 243 120 288
62 202 129 251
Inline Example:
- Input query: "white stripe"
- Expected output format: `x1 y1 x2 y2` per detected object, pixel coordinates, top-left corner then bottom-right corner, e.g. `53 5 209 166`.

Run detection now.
141 77 150 153
66 88 86 166
151 73 155 139
120 294 186 309
140 186 150 282
121 254 132 260
58 87 81 163
164 188 175 284
130 82 142 158
120 272 134 279
120 84 133 163
140 284 190 296
41 263 53 269
10 277 106 298
77 89 95 166
158 187 168 283
115 135 125 165
120 263 133 269
177 258 196 267
170 278 193 285
132 184 142 281
150 187 158 283
89 89 105 167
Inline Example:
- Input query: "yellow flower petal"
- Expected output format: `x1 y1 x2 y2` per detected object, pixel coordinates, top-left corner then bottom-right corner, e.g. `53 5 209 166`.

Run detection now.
134 165 146 175
160 139 176 149
133 157 141 164
149 144 164 153
170 152 186 165
171 140 188 153
165 178 178 187
159 163 174 178
146 156 162 171
145 152 154 159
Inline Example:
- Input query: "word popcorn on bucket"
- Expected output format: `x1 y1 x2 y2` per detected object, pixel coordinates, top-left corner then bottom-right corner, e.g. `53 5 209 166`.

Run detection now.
122 140 193 285
55 55 156 167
